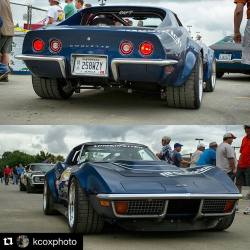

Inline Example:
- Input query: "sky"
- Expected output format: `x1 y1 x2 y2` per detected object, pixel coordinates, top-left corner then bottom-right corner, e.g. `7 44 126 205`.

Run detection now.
0 125 245 158
11 0 248 45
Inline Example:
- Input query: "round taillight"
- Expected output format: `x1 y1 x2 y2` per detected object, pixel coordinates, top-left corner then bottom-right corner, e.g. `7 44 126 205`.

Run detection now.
139 41 154 56
120 41 133 55
50 39 62 53
33 39 44 52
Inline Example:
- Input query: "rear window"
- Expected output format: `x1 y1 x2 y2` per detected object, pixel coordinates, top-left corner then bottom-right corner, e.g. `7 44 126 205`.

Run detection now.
82 11 166 28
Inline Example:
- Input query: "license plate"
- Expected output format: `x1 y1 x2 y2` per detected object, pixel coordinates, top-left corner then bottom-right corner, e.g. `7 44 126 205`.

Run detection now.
219 54 232 61
73 56 108 77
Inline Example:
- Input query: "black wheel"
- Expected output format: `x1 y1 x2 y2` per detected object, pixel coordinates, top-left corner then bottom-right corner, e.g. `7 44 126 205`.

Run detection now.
164 53 203 109
213 211 236 231
204 59 216 92
43 178 57 215
216 72 224 79
68 178 104 234
19 181 26 191
32 75 74 99
26 180 33 193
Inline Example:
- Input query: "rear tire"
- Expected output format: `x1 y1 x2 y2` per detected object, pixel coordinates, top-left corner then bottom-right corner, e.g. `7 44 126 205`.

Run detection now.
43 178 57 215
68 178 104 234
213 211 236 231
32 75 74 99
204 59 216 92
216 72 224 79
164 54 203 109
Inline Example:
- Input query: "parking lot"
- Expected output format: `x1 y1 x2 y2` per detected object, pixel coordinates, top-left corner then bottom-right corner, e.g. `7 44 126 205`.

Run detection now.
0 184 250 250
0 74 249 124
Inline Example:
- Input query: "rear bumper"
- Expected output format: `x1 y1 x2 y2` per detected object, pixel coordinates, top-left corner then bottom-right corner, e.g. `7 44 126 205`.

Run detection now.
16 54 178 84
15 55 66 78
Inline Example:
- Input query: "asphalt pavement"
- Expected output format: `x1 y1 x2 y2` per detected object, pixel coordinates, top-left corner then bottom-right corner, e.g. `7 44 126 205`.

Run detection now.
0 74 249 124
0 183 250 250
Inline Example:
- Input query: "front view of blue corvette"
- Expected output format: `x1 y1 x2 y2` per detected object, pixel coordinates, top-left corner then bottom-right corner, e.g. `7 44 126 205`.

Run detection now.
16 5 216 109
43 142 241 234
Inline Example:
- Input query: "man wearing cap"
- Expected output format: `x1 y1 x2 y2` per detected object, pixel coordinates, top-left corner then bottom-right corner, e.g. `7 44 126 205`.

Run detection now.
234 0 250 64
216 133 237 181
156 136 173 164
196 142 218 167
172 143 190 168
237 125 250 214
46 0 65 25
191 143 205 165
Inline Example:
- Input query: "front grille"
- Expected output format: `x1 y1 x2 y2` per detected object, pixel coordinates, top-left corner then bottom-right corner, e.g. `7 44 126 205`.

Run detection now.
121 200 166 216
202 199 235 214
166 199 201 218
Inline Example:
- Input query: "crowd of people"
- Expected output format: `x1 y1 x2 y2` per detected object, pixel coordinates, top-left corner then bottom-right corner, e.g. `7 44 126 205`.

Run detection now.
156 125 250 215
0 163 25 186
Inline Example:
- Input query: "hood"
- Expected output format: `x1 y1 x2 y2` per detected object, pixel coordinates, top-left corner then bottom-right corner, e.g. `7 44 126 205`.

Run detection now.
89 161 238 194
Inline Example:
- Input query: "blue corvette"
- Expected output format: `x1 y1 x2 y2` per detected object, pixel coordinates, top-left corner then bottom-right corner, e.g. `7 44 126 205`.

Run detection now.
17 6 216 109
43 142 241 233
211 35 250 78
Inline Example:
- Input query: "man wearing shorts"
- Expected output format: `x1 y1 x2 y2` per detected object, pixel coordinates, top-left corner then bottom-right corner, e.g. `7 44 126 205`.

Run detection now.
234 0 250 64
237 125 250 214
0 0 14 81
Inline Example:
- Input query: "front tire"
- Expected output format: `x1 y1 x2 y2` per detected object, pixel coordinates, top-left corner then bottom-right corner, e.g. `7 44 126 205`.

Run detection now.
68 178 104 234
164 53 203 109
216 72 224 79
26 180 33 193
204 59 216 92
43 178 57 215
213 211 236 231
32 75 74 99
19 181 26 191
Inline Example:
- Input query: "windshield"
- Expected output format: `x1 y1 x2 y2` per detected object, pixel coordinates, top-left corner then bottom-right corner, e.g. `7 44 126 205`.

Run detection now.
30 164 54 172
217 36 235 44
79 144 159 163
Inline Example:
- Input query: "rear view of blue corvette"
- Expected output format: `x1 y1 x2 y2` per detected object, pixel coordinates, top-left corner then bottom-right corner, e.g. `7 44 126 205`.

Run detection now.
17 5 216 109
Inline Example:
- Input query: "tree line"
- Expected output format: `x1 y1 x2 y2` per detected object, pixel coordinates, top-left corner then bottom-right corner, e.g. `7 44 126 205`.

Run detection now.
0 150 65 171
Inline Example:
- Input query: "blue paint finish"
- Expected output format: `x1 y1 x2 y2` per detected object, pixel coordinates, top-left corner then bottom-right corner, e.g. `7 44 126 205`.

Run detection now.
21 6 215 90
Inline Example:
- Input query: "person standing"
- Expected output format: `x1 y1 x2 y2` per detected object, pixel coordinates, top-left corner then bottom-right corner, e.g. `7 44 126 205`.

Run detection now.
3 165 11 185
172 143 190 168
236 125 250 214
196 142 218 166
64 0 77 19
12 165 18 185
216 133 237 181
0 168 3 183
75 0 85 11
0 0 14 82
234 0 250 64
46 0 65 25
191 143 205 166
16 163 24 183
156 136 173 164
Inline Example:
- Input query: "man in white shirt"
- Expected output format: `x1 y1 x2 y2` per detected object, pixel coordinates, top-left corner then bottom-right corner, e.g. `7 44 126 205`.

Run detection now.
191 143 205 166
46 0 64 25
216 133 237 181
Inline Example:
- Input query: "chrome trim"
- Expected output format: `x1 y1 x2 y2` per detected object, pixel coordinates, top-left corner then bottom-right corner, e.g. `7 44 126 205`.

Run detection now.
97 193 242 200
216 59 242 64
31 174 45 185
111 200 169 218
111 58 178 81
70 54 109 77
15 54 66 78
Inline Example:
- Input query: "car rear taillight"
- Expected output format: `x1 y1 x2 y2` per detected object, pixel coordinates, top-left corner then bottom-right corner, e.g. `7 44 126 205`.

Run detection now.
120 41 133 55
139 41 154 56
50 39 62 53
33 39 45 52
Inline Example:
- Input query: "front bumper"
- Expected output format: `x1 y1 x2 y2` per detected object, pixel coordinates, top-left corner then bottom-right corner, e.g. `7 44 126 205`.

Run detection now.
16 54 178 84
96 193 242 219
